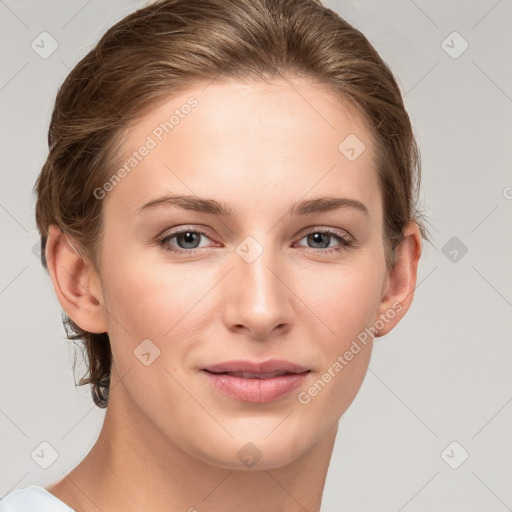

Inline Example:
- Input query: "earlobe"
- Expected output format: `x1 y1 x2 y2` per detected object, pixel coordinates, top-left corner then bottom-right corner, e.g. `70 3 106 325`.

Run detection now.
45 224 108 334
374 222 422 337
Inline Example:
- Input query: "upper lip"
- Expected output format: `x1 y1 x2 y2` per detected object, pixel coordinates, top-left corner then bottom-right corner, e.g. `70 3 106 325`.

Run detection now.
203 359 310 375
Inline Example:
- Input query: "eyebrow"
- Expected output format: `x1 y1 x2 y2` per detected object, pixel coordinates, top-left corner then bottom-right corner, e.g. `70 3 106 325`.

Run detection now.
136 194 369 217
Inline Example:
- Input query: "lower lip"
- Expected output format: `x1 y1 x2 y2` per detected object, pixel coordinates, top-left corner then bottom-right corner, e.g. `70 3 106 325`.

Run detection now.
201 370 309 404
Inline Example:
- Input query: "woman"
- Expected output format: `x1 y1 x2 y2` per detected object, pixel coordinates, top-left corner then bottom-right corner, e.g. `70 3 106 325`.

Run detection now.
0 0 429 510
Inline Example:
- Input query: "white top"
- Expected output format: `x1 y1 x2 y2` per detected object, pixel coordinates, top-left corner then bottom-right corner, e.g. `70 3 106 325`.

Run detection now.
0 486 74 511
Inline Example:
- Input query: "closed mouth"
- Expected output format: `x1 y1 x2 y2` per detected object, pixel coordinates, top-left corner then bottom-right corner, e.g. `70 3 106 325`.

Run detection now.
204 370 310 379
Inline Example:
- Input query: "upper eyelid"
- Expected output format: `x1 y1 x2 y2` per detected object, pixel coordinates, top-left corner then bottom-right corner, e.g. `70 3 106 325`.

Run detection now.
296 225 352 239
161 225 217 241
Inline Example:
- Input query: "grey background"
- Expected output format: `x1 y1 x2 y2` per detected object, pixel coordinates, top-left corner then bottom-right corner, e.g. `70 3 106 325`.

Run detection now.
1 1 511 510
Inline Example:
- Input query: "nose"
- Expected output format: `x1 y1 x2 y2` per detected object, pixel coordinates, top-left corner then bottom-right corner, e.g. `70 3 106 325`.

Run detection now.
222 238 293 341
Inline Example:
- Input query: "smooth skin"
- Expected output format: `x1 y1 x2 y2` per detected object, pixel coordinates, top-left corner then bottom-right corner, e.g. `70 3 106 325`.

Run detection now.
44 76 421 512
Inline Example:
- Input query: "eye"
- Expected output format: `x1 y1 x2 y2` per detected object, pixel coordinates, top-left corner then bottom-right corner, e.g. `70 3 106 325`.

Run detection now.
157 226 355 255
157 227 216 254
294 228 355 254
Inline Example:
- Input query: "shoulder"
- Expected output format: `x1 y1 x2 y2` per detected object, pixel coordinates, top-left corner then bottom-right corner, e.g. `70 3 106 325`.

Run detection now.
0 486 75 512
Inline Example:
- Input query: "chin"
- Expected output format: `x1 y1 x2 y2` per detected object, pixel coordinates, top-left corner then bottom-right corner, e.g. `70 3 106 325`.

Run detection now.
187 428 314 471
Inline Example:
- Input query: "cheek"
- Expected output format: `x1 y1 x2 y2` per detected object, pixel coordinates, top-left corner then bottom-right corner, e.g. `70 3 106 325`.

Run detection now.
291 258 382 410
99 250 219 365
295 257 383 344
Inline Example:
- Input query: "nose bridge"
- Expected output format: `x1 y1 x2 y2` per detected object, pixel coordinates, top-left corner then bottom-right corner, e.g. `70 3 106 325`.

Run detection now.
238 235 279 293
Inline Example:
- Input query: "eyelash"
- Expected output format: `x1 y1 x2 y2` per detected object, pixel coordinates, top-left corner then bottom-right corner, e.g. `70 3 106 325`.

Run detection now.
157 227 355 255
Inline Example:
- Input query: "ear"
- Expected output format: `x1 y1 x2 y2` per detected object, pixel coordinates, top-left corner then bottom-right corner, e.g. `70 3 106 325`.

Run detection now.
45 224 108 334
374 222 422 337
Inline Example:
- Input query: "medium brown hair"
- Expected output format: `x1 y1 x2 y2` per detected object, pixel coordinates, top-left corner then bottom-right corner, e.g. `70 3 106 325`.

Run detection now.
34 0 431 408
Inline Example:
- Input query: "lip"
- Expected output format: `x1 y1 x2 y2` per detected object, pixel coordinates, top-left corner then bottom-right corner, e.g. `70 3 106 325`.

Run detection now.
201 359 311 404
203 359 310 374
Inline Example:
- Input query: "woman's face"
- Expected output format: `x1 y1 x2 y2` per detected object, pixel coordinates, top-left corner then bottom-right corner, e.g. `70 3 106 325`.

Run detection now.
93 77 402 469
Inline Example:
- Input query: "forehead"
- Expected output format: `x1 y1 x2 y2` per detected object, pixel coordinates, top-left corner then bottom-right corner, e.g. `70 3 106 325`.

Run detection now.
105 77 380 222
